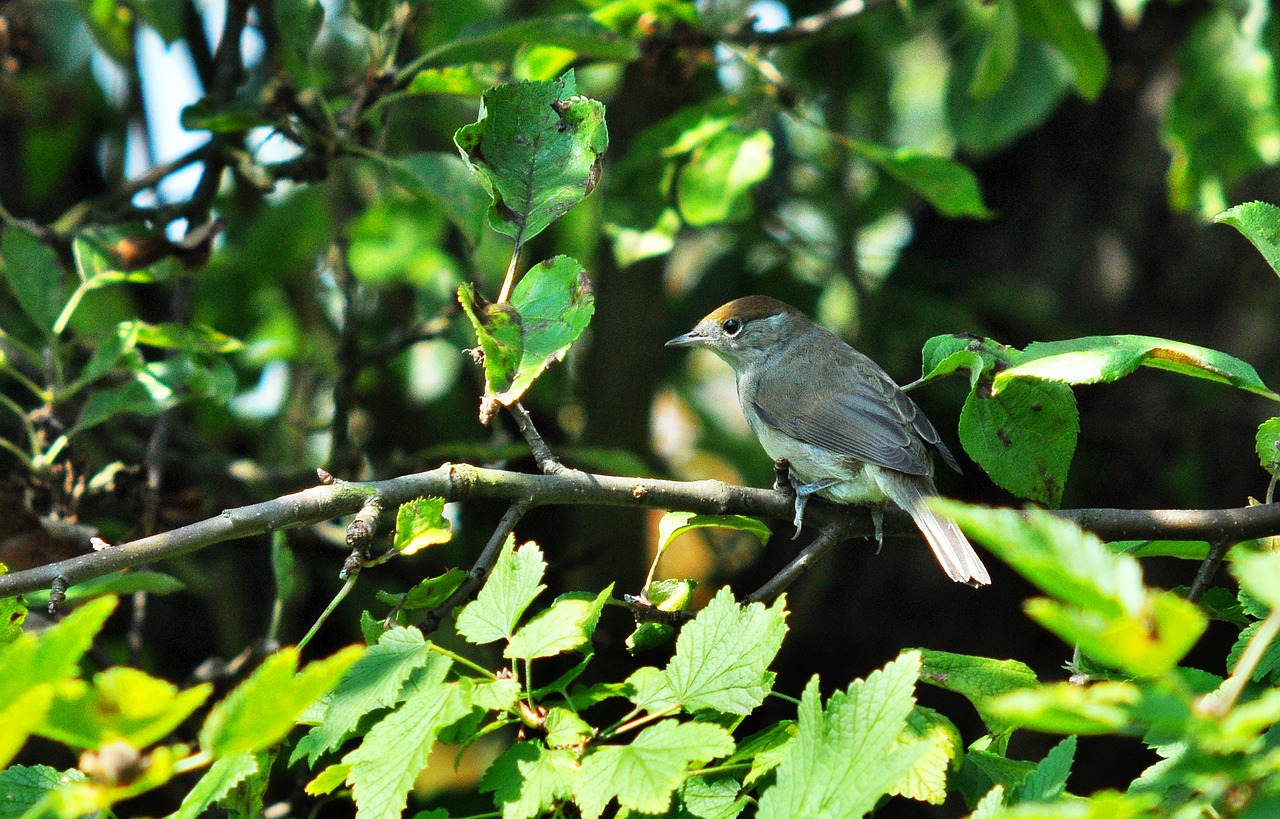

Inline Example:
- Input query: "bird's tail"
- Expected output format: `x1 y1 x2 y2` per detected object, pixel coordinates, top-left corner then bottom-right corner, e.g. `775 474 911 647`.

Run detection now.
877 472 991 587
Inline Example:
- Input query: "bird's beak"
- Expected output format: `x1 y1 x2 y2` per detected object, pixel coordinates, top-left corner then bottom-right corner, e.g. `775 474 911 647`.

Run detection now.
665 330 704 348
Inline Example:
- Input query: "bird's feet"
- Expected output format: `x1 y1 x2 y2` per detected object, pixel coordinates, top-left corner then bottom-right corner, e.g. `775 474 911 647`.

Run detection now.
789 477 840 539
772 458 792 493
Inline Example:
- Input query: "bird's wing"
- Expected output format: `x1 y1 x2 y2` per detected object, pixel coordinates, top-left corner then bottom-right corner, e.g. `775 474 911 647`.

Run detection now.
750 348 934 476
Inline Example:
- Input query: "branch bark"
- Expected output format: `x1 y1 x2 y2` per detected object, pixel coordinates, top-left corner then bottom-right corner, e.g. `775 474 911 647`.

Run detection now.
2 462 1280 599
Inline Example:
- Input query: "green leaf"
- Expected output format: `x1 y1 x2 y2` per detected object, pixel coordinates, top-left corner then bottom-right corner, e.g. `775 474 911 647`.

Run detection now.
401 569 469 611
1214 201 1280 278
274 0 324 78
918 649 1039 733
676 129 773 226
407 63 504 97
507 584 613 660
544 707 594 749
480 741 576 819
662 587 788 714
393 497 453 556
1230 548 1280 612
679 773 747 819
0 590 24 645
997 335 1278 400
73 371 178 433
200 646 363 757
292 628 438 766
1012 0 1108 100
656 512 770 564
0 596 117 706
959 377 1077 506
456 536 547 645
1164 9 1280 216
937 503 1147 617
386 153 492 246
455 71 609 246
0 686 54 770
987 681 1139 734
458 283 524 403
757 652 928 819
425 14 638 65
343 670 473 819
1258 417 1280 473
969 0 1020 99
852 141 991 218
948 25 1071 156
724 721 796 787
498 255 595 405
170 752 260 819
0 228 67 333
0 765 87 817
1011 735 1076 803
22 571 184 609
574 720 735 819
41 666 212 749
889 707 962 805
1025 590 1206 677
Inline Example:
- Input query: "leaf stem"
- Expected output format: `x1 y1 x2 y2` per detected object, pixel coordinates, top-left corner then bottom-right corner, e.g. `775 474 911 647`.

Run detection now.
603 703 681 739
298 574 359 651
1209 606 1280 715
426 642 498 680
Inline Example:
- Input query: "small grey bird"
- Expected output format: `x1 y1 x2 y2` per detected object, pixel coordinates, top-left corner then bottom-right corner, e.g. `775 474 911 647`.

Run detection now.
666 295 990 586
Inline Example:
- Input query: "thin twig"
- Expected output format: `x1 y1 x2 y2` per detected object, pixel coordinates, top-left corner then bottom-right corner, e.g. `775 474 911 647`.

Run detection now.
413 498 535 635
507 402 567 475
1186 539 1232 604
744 520 858 604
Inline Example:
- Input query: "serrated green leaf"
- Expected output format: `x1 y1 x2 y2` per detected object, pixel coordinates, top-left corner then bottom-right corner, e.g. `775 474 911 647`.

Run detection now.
890 707 962 805
987 681 1139 734
498 255 595 405
997 335 1278 400
1011 735 1076 804
852 141 991 218
918 649 1039 733
959 377 1077 506
393 497 453 556
544 707 593 749
41 667 211 750
574 720 735 819
292 629 438 766
662 588 787 714
343 670 473 819
456 537 547 645
1257 417 1280 472
306 763 350 796
480 741 576 819
201 646 362 757
507 584 613 660
0 764 87 817
170 752 260 819
1012 0 1107 100
757 652 928 819
0 228 67 333
725 721 795 787
676 129 773 226
1228 619 1280 684
455 71 608 246
1214 201 1280 278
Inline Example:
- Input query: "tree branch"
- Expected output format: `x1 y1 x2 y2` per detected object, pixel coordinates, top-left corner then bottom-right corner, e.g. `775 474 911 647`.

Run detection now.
3 463 1280 599
716 0 896 45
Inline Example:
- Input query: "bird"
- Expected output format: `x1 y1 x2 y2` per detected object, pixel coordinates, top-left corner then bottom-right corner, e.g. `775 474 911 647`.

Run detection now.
666 295 991 586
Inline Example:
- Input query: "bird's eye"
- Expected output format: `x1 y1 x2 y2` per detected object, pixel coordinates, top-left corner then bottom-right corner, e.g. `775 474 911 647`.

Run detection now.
722 318 742 336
